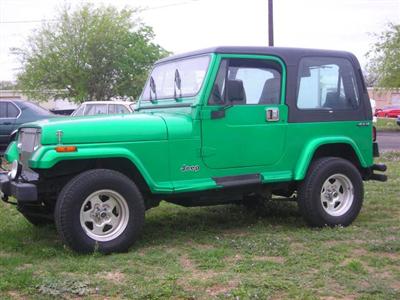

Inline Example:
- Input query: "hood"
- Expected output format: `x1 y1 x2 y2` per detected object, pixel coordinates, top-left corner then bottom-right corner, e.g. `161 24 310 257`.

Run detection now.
22 113 167 145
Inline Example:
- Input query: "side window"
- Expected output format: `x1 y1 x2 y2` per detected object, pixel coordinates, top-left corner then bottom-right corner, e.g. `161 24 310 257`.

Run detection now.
116 105 130 114
73 105 85 116
0 103 7 118
86 104 107 115
208 58 282 105
297 57 359 110
7 102 19 118
108 104 116 114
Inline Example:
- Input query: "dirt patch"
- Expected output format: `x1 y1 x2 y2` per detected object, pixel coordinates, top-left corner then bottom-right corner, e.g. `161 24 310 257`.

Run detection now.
16 263 33 271
221 228 249 237
253 256 285 264
322 296 356 300
377 252 400 260
206 279 239 297
97 271 125 284
180 255 196 271
178 255 221 293
224 254 243 264
351 248 368 256
0 251 12 258
7 291 25 300
290 242 306 252
179 255 217 281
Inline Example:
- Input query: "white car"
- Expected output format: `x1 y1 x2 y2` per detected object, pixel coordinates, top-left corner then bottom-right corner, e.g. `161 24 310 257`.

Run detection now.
370 99 377 123
72 101 136 116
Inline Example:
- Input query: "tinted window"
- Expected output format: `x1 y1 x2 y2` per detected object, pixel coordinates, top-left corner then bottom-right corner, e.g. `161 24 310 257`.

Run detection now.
297 57 359 110
208 58 281 105
20 101 51 116
7 102 19 117
0 103 7 118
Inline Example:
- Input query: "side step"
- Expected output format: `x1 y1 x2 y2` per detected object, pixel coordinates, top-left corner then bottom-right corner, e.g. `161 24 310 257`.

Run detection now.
213 174 261 188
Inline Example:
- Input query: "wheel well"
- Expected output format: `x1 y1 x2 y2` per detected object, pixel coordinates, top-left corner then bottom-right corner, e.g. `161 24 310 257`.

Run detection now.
36 158 151 198
312 143 361 168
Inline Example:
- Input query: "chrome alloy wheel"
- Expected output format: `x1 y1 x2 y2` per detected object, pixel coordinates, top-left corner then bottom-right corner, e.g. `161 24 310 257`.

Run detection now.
320 174 354 217
80 190 130 242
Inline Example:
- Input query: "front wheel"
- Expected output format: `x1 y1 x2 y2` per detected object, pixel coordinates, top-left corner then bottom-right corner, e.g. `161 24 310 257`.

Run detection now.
55 169 145 253
298 157 363 227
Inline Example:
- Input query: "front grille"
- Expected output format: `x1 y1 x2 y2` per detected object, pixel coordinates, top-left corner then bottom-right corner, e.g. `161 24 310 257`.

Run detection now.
18 128 41 170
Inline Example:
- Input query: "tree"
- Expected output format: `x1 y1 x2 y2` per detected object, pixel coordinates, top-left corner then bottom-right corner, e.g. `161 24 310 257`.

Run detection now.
14 5 169 102
0 81 16 90
366 23 400 88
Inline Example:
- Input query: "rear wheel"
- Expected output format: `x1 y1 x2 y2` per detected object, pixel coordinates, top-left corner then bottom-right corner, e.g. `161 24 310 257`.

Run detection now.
298 157 363 227
55 169 145 253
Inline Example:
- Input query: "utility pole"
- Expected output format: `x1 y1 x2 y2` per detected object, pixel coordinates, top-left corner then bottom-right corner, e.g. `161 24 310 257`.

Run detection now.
268 0 274 46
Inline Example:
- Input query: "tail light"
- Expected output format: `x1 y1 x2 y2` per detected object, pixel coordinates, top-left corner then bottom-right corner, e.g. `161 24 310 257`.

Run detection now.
372 125 377 142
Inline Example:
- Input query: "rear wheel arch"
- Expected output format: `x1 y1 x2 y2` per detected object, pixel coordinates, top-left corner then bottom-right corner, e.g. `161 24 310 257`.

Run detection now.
295 141 366 181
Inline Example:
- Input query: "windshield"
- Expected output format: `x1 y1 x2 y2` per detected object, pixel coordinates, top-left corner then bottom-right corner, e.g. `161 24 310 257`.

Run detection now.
141 55 210 101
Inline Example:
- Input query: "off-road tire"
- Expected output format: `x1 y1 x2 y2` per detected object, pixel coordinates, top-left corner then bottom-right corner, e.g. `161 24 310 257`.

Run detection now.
298 157 363 227
55 169 145 253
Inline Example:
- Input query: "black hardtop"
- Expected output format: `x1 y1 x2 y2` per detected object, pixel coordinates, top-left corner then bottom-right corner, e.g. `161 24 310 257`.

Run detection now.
156 46 358 66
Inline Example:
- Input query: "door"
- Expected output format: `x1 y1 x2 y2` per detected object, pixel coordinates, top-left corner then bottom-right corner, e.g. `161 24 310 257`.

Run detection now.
0 101 19 146
201 56 287 169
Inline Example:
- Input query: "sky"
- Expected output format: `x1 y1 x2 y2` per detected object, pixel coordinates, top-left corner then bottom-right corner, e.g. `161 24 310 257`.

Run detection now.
0 0 399 82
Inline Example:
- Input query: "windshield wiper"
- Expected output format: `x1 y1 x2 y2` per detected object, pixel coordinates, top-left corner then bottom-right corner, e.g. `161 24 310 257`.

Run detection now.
149 76 157 103
174 69 182 101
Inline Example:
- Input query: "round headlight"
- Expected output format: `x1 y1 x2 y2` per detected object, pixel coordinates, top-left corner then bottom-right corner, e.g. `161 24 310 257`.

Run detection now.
8 160 22 180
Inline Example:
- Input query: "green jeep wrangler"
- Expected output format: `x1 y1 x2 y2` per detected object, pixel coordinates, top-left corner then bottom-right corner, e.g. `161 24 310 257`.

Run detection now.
0 47 387 253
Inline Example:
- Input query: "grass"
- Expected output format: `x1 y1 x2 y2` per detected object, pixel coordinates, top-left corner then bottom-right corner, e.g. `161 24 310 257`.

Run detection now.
375 117 400 132
0 153 399 299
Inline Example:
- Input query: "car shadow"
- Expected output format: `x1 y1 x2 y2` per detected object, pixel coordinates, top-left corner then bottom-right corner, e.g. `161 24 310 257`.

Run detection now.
0 200 303 255
139 200 303 247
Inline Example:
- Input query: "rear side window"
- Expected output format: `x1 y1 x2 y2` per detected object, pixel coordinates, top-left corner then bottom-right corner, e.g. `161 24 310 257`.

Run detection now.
0 102 19 118
0 103 6 118
297 57 359 110
7 102 19 117
86 104 107 115
116 105 130 114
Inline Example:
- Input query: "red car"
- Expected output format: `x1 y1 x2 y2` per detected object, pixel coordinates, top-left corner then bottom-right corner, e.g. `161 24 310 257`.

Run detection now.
375 105 400 118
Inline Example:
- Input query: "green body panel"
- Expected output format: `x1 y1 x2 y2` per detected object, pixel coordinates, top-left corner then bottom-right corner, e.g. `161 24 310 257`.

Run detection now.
4 141 18 163
32 114 167 145
6 52 374 195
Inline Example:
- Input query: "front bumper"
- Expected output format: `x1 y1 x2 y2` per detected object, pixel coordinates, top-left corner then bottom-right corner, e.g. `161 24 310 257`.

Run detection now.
0 172 38 203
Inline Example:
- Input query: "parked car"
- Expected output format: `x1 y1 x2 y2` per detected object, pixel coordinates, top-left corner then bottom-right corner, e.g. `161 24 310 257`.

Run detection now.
1 47 387 253
71 101 135 116
375 105 400 118
0 99 54 150
50 108 75 116
370 99 377 122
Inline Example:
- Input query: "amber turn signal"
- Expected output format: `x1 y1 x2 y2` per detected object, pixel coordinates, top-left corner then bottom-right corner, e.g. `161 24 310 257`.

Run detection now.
55 146 77 152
